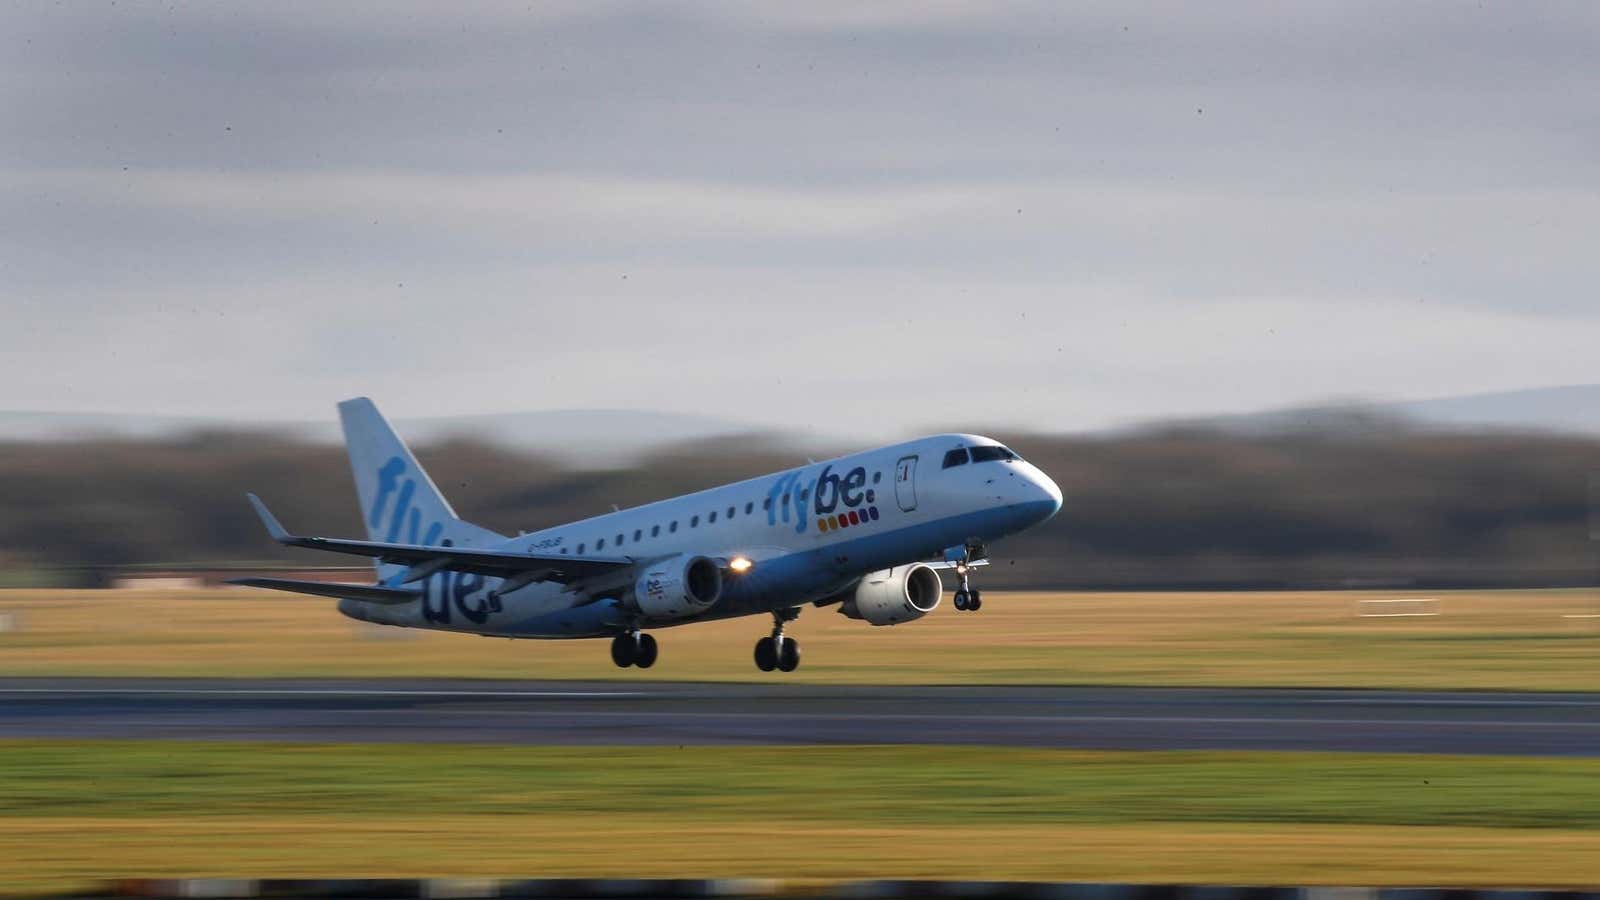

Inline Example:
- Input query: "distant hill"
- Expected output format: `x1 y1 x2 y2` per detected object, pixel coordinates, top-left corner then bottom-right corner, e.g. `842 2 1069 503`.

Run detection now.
3 384 1595 462
1387 384 1600 434
0 408 776 466
1145 384 1600 437
0 411 252 442
399 409 782 462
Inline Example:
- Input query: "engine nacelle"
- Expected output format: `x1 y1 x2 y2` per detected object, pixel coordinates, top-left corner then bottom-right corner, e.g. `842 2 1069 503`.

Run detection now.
633 554 723 619
838 564 942 626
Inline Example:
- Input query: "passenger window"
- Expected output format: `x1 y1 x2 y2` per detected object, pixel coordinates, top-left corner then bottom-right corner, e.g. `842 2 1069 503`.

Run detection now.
561 547 569 555
616 533 624 545
873 471 882 484
727 505 735 518
690 516 699 527
709 511 718 523
578 543 586 554
763 498 772 510
942 448 970 468
652 525 660 537
634 529 642 541
597 538 606 550
745 501 753 514
670 521 678 533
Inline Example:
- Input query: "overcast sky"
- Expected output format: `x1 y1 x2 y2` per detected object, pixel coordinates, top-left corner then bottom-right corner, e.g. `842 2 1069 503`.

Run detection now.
5 1 1598 438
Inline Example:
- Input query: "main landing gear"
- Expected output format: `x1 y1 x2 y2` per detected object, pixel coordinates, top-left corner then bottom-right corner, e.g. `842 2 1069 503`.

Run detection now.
754 608 801 673
610 630 658 669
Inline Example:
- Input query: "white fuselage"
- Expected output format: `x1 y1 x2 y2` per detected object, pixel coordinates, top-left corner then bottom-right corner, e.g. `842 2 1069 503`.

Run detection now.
339 433 1061 637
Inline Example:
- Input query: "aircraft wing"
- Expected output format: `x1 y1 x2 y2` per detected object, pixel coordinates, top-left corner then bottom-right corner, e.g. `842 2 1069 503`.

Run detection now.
245 493 633 585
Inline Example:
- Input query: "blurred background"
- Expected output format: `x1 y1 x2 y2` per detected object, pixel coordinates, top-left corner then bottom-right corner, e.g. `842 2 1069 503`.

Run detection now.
2 394 1598 591
3 1 1599 896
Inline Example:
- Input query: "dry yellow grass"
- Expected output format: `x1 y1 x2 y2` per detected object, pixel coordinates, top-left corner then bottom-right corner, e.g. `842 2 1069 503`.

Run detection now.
0 587 1595 688
4 816 1599 891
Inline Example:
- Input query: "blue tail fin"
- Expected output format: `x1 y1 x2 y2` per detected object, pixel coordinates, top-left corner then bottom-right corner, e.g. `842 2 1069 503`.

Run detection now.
338 397 505 580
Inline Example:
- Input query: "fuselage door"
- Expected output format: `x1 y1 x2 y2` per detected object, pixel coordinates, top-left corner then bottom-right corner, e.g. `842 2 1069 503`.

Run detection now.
894 455 918 512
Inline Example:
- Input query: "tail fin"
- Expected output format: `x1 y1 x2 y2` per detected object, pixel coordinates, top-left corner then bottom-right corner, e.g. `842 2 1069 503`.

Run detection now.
338 398 505 580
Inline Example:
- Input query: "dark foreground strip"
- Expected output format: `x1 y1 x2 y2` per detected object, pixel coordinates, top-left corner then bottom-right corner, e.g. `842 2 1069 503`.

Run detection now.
79 880 1600 900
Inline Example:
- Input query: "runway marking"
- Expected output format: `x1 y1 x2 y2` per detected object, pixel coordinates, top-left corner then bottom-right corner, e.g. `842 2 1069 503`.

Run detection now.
1307 697 1600 708
426 710 1600 730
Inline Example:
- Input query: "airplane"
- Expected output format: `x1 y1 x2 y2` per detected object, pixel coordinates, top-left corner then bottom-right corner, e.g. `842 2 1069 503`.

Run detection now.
231 398 1062 672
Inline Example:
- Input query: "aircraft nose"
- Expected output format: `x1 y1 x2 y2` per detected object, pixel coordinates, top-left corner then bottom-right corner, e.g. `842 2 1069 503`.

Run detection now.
998 461 1061 527
1029 468 1063 522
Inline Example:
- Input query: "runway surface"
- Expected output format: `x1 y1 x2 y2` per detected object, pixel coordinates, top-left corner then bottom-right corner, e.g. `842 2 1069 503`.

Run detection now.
1 678 1596 755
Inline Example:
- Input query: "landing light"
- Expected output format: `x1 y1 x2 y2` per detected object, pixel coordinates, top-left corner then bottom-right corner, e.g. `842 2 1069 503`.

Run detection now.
729 556 754 573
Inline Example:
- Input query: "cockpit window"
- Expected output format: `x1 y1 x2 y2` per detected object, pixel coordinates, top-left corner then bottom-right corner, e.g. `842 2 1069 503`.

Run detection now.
942 448 970 469
970 445 1019 463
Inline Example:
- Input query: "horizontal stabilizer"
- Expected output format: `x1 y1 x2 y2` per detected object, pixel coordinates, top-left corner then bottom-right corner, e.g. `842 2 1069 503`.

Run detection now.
226 577 422 605
247 493 291 542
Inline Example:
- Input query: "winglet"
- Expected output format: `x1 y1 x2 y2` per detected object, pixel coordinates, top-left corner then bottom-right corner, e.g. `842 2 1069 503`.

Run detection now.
247 493 294 544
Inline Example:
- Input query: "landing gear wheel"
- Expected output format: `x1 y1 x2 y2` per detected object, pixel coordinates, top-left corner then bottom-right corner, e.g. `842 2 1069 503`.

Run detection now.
754 636 778 672
610 633 637 668
953 555 983 611
634 632 658 669
777 638 801 672
755 607 800 673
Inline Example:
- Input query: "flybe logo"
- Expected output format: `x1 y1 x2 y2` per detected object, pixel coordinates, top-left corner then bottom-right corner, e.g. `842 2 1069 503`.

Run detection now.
812 464 882 534
764 464 882 535
369 456 497 625
370 456 443 545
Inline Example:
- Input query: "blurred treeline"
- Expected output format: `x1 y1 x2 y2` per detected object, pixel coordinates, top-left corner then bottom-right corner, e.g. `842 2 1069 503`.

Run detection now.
0 421 1594 589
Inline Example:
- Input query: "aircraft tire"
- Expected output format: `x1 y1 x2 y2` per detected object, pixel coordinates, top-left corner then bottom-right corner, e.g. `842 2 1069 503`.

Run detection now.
953 591 969 611
754 636 778 672
777 638 801 672
968 589 982 611
610 633 637 668
634 633 658 669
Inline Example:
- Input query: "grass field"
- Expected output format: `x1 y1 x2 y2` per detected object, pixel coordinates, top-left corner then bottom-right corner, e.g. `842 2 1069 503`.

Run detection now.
0 588 1596 688
2 741 1599 892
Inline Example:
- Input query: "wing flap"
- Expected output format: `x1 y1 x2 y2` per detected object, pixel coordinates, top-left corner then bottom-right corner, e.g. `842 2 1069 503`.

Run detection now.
244 493 633 584
226 577 422 605
923 558 991 570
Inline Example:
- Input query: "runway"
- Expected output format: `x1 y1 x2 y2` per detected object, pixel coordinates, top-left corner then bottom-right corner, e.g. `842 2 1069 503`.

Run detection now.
1 678 1596 755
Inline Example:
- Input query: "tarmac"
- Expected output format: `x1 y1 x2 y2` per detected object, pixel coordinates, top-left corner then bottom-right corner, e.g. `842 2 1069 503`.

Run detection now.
1 678 1596 754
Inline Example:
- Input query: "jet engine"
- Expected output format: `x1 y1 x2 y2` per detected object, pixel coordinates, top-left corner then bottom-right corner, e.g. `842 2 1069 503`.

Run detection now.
838 564 942 626
632 554 723 619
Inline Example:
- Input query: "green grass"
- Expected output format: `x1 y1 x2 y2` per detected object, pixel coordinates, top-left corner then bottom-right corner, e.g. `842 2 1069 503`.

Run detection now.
4 741 1599 828
5 741 1600 892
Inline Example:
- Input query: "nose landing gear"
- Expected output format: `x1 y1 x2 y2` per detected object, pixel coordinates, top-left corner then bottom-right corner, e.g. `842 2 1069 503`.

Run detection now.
754 608 802 672
947 545 985 612
610 630 658 669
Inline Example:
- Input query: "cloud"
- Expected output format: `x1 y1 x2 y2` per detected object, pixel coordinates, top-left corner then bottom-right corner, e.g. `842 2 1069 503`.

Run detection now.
2 1 1598 432
9 168 985 240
